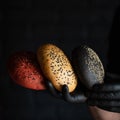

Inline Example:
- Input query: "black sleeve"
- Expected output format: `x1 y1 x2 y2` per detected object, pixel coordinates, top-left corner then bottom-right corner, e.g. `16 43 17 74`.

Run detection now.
107 6 120 76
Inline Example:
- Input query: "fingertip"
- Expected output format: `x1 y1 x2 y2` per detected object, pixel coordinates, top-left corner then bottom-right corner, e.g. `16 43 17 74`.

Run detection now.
62 84 69 93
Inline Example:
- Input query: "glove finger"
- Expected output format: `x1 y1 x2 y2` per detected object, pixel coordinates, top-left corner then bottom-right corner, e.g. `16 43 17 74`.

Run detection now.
92 83 120 92
98 106 120 113
45 80 62 98
62 85 87 103
87 99 120 107
88 91 120 100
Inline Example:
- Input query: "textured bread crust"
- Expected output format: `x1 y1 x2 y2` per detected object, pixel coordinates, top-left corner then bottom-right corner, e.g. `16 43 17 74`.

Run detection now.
37 43 77 92
72 45 105 89
7 51 46 90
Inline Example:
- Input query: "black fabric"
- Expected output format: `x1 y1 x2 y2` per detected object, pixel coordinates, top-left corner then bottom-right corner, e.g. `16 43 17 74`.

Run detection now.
1 0 120 120
107 6 120 74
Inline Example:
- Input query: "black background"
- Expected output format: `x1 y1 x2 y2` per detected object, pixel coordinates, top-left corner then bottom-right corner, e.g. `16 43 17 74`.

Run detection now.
1 0 120 120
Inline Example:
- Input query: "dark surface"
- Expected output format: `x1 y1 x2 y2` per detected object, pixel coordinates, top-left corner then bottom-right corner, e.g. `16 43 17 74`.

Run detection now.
1 0 120 120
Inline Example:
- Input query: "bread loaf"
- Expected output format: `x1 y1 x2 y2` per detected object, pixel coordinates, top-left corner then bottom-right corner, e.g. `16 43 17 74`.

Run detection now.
7 51 46 90
37 43 77 92
72 45 104 89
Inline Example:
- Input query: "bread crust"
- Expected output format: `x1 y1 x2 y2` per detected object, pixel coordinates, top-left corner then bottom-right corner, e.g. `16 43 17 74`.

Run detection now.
72 45 105 89
7 51 46 90
37 43 77 92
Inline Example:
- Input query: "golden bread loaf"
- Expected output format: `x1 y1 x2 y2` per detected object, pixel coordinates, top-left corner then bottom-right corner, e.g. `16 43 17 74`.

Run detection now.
37 43 77 92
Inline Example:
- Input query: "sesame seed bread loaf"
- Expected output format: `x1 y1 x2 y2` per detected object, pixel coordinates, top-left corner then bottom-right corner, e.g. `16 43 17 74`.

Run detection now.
37 43 77 92
7 51 46 90
72 45 105 89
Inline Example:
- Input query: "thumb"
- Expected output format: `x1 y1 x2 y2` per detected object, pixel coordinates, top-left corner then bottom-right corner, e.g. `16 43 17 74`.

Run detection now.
62 85 87 103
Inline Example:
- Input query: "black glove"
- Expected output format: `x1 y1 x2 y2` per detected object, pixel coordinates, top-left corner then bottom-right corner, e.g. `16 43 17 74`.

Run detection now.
87 73 120 113
45 73 120 113
87 82 120 113
45 79 62 98
63 73 120 113
45 79 87 102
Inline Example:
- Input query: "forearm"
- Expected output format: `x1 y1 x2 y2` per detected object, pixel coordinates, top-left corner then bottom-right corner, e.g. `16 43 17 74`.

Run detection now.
89 106 120 120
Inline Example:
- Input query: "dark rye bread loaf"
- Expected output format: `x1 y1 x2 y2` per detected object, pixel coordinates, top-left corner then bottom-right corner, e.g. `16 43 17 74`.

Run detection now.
37 43 77 92
72 45 105 89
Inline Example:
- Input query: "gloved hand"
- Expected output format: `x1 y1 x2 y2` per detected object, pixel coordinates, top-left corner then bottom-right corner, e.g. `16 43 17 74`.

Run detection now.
44 79 63 98
87 73 120 113
45 78 87 102
45 73 120 113
41 44 120 113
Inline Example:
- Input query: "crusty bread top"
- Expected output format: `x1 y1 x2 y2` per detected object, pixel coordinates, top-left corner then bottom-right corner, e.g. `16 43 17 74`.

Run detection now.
37 43 77 92
72 45 104 89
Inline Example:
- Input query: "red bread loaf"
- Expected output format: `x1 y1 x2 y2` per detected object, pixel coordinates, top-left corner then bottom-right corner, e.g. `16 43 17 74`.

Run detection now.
7 51 46 90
